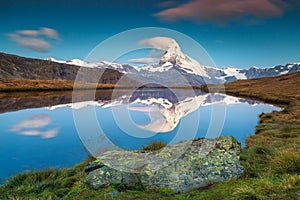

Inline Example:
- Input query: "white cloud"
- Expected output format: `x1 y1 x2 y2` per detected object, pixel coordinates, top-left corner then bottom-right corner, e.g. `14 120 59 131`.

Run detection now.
8 34 51 53
39 27 59 39
7 27 59 53
128 57 158 64
10 114 59 139
139 37 176 51
17 27 59 39
127 37 176 65
20 128 59 139
11 114 51 131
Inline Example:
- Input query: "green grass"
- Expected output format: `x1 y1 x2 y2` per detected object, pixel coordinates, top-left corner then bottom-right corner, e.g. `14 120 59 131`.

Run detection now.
1 161 300 199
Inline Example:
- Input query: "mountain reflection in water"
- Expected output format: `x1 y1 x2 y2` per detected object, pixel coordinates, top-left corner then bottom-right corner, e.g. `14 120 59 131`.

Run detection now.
0 89 281 184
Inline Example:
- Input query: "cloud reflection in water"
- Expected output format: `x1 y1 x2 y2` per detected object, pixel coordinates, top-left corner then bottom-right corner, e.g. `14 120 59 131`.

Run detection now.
10 114 59 139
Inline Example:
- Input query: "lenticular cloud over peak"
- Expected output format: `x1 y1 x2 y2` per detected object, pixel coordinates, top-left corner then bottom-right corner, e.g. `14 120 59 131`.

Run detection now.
139 37 179 51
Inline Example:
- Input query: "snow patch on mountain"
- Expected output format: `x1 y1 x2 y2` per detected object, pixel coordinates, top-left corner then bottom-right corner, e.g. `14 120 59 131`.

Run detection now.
137 62 173 72
46 57 65 63
222 67 247 79
46 57 131 73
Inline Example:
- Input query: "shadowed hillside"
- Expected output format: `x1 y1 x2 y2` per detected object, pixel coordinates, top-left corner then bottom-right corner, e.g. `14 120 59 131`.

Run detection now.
0 52 124 84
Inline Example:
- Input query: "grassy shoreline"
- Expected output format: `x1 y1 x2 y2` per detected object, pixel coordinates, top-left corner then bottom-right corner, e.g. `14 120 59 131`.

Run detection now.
1 73 300 199
0 78 202 93
0 79 116 92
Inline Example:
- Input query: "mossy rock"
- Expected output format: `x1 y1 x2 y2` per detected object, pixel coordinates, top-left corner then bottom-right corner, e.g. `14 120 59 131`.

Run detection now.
85 136 244 193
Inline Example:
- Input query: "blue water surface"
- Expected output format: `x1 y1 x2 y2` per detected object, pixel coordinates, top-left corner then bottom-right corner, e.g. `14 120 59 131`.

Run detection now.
0 90 281 183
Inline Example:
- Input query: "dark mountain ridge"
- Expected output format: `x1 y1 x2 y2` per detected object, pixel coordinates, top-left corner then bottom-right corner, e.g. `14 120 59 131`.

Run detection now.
0 52 123 84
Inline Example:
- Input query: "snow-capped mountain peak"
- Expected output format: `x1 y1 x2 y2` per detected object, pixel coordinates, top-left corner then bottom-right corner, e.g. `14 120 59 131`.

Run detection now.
159 38 181 63
159 39 209 77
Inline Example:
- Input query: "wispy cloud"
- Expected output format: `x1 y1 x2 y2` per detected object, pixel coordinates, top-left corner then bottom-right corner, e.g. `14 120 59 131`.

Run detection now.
155 0 284 25
7 27 59 53
11 114 52 131
127 37 176 65
128 57 158 64
7 33 51 52
17 27 59 39
139 37 176 50
10 114 59 139
20 128 59 139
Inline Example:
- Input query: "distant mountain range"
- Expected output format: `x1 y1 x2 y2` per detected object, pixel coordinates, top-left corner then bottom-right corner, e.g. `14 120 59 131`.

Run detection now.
1 39 299 86
45 39 300 86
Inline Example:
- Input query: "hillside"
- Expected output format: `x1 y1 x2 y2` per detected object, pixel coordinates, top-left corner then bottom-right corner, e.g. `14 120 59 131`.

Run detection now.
224 71 300 102
0 52 124 84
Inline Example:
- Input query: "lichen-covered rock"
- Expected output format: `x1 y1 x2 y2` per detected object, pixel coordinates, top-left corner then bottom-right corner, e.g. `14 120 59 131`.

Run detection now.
85 165 140 188
85 136 244 193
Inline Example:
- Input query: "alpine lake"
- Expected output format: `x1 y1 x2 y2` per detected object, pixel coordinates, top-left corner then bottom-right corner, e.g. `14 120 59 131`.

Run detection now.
0 88 281 184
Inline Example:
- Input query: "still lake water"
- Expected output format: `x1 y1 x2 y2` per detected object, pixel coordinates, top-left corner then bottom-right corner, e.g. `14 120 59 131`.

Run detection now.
0 89 281 183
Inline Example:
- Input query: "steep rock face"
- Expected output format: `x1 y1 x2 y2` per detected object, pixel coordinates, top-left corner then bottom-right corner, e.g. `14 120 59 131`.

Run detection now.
85 136 244 193
158 38 209 78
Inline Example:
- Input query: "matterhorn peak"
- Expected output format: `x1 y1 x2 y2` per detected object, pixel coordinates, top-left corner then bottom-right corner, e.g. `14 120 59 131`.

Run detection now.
159 39 182 65
158 38 208 77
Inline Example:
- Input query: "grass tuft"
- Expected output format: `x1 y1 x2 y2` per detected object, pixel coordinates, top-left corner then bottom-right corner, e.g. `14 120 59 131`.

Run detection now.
141 140 167 152
270 149 300 174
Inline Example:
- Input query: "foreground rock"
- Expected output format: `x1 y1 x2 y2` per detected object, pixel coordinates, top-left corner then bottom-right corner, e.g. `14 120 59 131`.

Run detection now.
85 136 244 193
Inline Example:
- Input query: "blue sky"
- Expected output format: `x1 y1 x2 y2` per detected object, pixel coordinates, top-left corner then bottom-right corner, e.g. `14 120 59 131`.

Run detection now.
1 0 300 68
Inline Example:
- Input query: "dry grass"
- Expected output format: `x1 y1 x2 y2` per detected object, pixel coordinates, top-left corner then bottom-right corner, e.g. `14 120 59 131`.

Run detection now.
0 78 116 92
224 72 300 101
141 141 167 152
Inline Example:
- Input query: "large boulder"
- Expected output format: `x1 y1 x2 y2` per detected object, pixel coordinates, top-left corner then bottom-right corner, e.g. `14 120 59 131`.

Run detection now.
85 136 244 193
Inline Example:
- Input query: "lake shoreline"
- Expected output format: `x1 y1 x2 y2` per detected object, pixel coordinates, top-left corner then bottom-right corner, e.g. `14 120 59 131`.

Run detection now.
1 72 300 199
0 78 203 93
